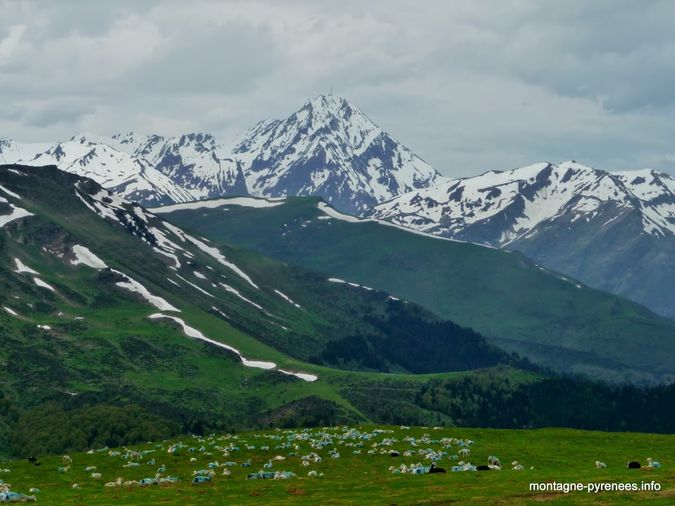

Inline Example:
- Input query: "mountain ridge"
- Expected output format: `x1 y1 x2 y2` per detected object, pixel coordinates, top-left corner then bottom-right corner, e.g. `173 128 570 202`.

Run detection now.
154 194 675 384
368 161 675 318
0 95 441 213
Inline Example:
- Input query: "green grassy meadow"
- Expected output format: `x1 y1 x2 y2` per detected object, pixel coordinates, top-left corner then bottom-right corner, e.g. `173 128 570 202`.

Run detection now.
2 426 673 505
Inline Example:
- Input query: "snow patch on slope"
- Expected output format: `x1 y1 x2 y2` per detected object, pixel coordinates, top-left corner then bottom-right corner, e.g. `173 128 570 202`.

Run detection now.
71 245 108 269
153 196 284 213
112 269 180 312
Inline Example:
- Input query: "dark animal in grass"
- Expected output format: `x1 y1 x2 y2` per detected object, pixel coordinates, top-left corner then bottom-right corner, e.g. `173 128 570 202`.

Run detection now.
476 464 491 471
429 463 446 474
627 461 641 469
27 456 40 466
191 475 211 484
390 451 400 457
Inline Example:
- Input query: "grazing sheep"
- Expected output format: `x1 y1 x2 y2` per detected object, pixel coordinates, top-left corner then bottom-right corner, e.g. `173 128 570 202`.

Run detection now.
647 458 661 469
512 461 524 471
90 473 102 479
627 461 641 469
62 455 72 466
307 470 318 477
192 475 211 484
221 468 231 476
488 455 502 471
71 483 80 490
123 480 139 487
459 448 470 458
104 477 123 488
84 466 97 472
0 491 37 502
595 461 607 469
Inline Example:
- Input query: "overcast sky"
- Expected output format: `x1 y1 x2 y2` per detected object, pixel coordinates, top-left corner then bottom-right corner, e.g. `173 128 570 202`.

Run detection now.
1 0 675 177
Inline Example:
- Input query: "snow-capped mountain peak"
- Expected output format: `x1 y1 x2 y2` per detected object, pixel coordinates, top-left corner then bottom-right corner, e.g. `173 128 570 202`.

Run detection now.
232 95 441 213
369 160 675 242
1 96 440 212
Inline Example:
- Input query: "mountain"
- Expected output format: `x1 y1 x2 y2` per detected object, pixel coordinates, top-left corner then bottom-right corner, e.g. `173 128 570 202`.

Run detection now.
5 163 675 457
0 136 195 206
0 95 440 213
154 195 675 384
368 161 675 319
117 132 249 201
2 163 544 439
232 95 441 213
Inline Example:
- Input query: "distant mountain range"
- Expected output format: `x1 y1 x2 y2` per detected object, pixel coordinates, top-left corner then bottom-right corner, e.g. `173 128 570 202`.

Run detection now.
1 97 673 319
0 95 440 213
368 162 675 319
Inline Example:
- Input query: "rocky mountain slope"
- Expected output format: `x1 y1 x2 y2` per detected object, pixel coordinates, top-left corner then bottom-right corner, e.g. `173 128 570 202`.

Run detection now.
232 95 440 213
0 96 440 213
368 161 675 319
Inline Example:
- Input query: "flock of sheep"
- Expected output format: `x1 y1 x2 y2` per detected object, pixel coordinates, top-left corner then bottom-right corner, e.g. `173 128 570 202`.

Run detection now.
0 426 666 502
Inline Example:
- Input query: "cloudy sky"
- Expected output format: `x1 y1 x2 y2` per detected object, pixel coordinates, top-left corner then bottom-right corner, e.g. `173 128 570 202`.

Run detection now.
1 0 675 177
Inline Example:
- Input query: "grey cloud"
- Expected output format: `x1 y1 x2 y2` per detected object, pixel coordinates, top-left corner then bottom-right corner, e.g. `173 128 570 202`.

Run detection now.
0 0 674 176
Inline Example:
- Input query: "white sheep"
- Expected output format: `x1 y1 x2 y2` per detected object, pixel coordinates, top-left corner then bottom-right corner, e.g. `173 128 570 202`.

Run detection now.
595 461 607 469
647 458 661 469
104 477 123 488
511 461 524 471
90 472 102 479
62 455 72 466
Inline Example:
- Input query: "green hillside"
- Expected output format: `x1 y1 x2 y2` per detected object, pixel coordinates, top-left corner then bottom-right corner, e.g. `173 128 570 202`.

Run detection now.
2 425 673 505
155 197 675 384
3 165 675 461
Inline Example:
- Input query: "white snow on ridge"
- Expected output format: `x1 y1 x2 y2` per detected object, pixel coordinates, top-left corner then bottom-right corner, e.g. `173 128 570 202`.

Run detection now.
0 184 21 200
219 282 265 311
148 313 274 370
176 273 214 298
0 204 33 229
34 277 56 292
161 221 259 290
14 258 39 275
71 245 108 269
149 313 317 381
3 306 18 316
112 269 180 312
153 197 284 213
278 369 318 382
274 289 301 308
318 202 361 222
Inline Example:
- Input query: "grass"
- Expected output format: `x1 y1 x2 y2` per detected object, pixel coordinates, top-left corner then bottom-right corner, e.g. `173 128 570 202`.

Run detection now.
2 425 673 505
157 197 675 383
